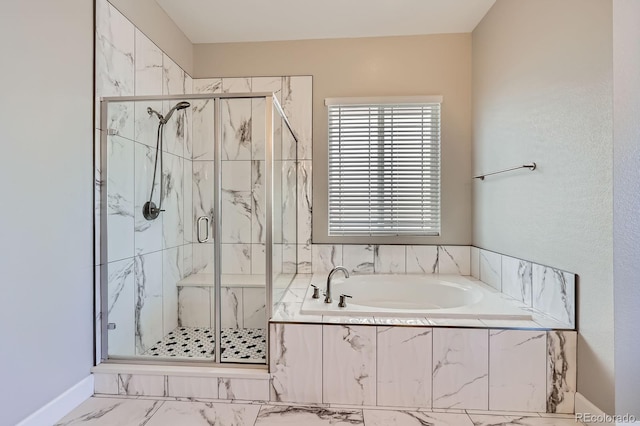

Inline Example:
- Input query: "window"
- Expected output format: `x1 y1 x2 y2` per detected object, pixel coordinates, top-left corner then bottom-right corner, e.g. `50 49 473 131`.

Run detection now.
326 96 441 236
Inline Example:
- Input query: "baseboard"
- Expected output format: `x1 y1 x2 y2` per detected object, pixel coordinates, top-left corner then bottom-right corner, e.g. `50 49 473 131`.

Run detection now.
16 375 94 426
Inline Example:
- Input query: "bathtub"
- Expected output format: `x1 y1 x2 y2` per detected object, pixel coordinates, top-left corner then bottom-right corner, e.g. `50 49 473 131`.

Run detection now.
300 274 531 320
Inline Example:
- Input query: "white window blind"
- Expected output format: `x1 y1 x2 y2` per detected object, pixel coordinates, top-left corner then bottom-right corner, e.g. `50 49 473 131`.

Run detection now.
327 98 441 236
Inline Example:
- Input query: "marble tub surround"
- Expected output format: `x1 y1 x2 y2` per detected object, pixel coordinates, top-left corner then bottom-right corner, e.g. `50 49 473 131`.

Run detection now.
269 323 577 413
472 248 576 329
57 397 586 426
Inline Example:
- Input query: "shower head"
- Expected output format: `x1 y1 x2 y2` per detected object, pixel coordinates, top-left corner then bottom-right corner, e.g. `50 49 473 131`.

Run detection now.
162 101 191 123
147 101 191 124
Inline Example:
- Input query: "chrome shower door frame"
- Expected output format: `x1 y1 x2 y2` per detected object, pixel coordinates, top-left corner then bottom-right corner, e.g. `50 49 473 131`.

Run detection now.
98 92 281 368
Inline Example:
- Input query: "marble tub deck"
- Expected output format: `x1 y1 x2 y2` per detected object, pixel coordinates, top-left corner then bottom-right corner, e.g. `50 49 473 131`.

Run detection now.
56 396 585 426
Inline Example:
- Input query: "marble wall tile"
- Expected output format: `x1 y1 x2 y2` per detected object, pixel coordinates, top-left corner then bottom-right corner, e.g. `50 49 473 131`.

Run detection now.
183 159 194 244
532 265 575 328
282 243 297 274
501 256 533 306
133 30 163 150
374 245 406 273
134 143 162 255
178 286 212 328
223 77 251 93
547 330 577 414
193 78 222 94
489 329 546 412
167 376 218 399
221 98 252 161
471 247 480 279
191 97 215 161
282 76 312 160
93 373 119 395
220 244 250 274
162 152 184 249
343 245 375 274
218 378 270 401
134 30 162 96
297 244 312 273
243 288 267 329
439 246 471 275
270 323 323 403
298 161 312 246
432 328 489 410
184 75 193 159
134 251 163 354
221 160 251 191
162 246 182 334
162 54 186 157
406 245 438 274
251 77 282 163
193 161 214 243
251 244 266 275
252 160 266 244
183 243 193 277
95 0 134 137
323 325 376 405
312 244 343 273
135 100 162 149
107 135 135 262
107 258 135 357
221 190 252 244
377 326 432 407
281 161 298 244
479 249 502 291
221 287 243 329
251 76 283 101
118 374 166 397
192 243 214 274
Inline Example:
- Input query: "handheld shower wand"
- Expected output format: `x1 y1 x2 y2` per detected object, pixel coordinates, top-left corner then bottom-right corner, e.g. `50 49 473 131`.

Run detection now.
142 101 191 220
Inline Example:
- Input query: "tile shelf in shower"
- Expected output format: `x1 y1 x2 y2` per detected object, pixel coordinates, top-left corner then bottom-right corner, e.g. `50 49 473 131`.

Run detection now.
177 273 266 288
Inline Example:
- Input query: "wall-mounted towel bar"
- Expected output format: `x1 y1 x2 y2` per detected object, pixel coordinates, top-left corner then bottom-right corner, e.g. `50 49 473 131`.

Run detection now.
474 163 537 180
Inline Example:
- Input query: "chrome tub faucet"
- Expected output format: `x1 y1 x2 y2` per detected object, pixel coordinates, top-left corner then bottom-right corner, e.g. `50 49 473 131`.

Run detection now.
325 266 349 303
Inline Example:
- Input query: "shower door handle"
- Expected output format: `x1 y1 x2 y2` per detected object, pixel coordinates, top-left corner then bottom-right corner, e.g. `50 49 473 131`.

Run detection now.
197 216 210 243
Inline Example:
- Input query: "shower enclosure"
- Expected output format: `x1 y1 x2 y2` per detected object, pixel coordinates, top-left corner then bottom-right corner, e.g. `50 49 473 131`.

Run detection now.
99 93 298 365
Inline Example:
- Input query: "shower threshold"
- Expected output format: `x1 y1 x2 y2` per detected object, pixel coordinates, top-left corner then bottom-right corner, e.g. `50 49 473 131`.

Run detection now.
142 326 266 363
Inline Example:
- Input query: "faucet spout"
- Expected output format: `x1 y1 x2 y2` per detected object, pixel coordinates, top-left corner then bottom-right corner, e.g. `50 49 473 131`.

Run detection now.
325 266 349 303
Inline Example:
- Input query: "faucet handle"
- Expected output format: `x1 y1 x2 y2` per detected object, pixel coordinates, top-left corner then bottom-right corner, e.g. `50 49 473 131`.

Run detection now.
338 294 352 308
310 284 321 299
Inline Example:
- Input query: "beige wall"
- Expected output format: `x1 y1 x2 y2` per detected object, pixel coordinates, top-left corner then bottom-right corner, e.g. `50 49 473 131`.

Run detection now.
108 0 194 75
613 0 640 416
472 0 614 412
0 0 94 424
194 34 473 245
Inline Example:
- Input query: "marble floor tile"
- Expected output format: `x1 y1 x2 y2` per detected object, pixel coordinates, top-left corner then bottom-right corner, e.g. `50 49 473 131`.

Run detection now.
363 409 474 426
144 400 260 426
256 405 363 425
55 397 163 426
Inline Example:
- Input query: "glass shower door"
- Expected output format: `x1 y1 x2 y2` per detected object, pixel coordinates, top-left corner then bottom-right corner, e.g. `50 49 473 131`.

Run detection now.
103 97 216 362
